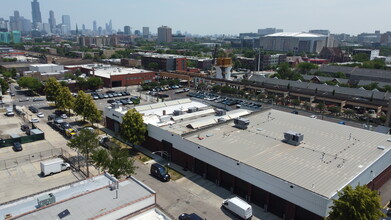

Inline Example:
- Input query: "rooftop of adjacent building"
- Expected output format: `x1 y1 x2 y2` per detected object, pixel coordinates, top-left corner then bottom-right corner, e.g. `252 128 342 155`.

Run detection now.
265 32 327 38
0 174 157 220
93 67 154 78
175 109 390 198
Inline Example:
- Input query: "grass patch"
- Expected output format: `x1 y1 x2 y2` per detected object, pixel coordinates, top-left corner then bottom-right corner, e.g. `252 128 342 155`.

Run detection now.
167 167 183 181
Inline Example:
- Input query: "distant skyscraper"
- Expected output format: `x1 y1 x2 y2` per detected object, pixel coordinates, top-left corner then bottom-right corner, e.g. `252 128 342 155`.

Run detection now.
82 24 86 31
98 26 102 36
124 26 131 35
61 15 71 35
10 11 22 31
43 23 51 34
134 30 141 36
142 27 149 37
48 10 56 33
31 0 42 29
93 20 97 33
157 26 172 44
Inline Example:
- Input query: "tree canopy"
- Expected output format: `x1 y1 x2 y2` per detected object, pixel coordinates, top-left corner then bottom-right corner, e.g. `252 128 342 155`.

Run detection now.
44 77 61 103
120 108 147 146
0 78 9 94
18 76 43 91
329 185 384 220
67 129 100 177
92 147 136 179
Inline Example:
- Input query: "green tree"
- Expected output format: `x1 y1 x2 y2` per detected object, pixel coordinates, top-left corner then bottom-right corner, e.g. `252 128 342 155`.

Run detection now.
352 53 369 62
329 185 384 220
86 77 103 90
0 78 9 94
316 102 326 113
74 90 89 120
328 106 341 116
85 100 102 126
120 109 147 146
92 147 137 179
84 53 93 59
291 99 300 108
18 76 43 91
56 86 75 114
44 77 61 104
343 109 356 119
67 129 100 177
296 62 318 75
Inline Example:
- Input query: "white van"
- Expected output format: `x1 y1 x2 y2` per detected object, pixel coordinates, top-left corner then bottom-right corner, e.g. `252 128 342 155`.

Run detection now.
222 197 252 219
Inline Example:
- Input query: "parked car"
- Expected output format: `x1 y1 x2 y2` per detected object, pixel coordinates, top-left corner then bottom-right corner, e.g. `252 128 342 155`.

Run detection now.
37 112 44 118
291 111 299 114
21 124 29 132
12 142 23 152
150 163 170 182
107 99 115 104
30 118 40 123
19 98 29 102
5 111 15 117
33 98 45 102
60 114 68 119
48 114 57 121
29 106 39 113
54 110 66 116
54 117 64 124
310 115 317 119
178 213 204 220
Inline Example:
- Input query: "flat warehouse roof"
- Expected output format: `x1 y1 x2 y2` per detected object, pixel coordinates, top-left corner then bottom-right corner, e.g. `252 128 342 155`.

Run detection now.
1 174 155 220
183 109 391 198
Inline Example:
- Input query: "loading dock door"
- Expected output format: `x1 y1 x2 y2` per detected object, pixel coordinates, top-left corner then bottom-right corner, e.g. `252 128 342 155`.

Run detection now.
268 194 286 218
220 170 234 191
206 164 218 183
194 158 206 176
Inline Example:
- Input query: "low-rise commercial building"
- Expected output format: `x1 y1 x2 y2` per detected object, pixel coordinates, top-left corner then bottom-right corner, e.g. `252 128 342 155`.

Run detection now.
140 53 187 72
105 99 391 219
93 66 155 87
0 173 168 220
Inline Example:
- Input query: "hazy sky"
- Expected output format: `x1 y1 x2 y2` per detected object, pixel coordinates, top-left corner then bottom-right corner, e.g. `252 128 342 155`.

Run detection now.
1 0 390 35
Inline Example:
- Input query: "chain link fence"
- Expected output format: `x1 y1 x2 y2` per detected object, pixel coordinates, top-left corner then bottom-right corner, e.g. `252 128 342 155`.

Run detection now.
0 148 64 170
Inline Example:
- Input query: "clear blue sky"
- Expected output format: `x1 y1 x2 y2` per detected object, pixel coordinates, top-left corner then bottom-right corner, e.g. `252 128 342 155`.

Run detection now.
1 0 390 35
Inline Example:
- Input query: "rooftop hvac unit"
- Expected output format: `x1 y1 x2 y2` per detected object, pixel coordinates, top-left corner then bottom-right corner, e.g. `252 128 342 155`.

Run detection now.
215 109 226 116
234 117 250 129
111 103 120 109
37 193 56 208
218 117 226 123
173 110 184 116
283 131 304 146
188 107 198 113
160 115 171 123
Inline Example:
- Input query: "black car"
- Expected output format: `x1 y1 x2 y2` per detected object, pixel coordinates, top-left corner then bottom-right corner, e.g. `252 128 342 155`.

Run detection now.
178 213 204 220
12 142 23 152
107 99 115 104
291 111 299 114
29 106 39 113
21 124 29 131
150 163 170 182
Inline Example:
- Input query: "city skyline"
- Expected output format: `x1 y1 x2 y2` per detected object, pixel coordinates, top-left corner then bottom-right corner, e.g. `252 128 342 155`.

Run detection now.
0 0 390 35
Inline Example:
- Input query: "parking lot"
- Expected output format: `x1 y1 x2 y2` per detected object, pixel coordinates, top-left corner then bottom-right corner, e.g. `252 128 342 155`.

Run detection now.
0 160 79 204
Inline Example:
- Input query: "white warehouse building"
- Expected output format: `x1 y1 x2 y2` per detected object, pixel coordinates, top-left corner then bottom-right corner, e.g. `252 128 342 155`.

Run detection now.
105 99 391 219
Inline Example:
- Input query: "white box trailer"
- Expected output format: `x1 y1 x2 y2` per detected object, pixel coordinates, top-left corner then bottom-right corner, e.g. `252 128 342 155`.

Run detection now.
222 197 252 220
40 158 70 176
